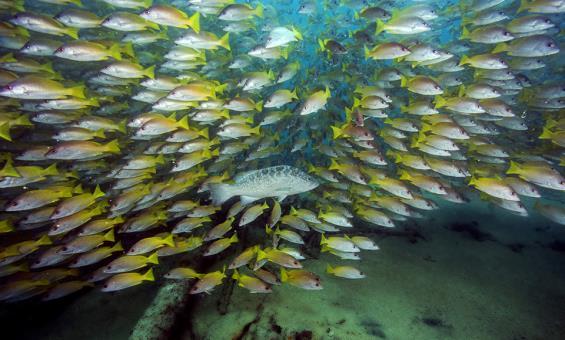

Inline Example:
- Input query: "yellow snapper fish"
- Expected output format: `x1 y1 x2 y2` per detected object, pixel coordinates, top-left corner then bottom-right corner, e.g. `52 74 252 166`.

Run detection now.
101 268 154 292
232 270 272 293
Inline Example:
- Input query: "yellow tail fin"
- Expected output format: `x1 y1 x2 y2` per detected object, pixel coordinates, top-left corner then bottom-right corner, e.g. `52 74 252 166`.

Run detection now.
143 268 155 281
219 33 230 51
104 139 121 154
144 65 155 79
375 19 385 35
187 12 200 33
65 28 79 39
255 3 264 17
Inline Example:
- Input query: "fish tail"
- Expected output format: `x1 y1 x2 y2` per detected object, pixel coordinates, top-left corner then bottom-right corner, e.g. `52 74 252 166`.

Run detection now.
219 33 230 51
457 84 465 97
147 252 159 265
199 127 209 139
13 0 25 12
400 75 408 88
399 170 412 181
434 95 447 109
144 65 155 79
109 43 122 61
104 229 114 242
345 106 352 122
375 19 385 35
255 3 264 18
163 233 175 247
230 233 238 243
459 54 470 66
491 43 508 54
215 83 227 95
0 158 18 177
506 161 521 175
122 41 135 58
14 113 32 126
37 235 52 246
330 125 343 139
110 242 123 252
280 267 288 282
460 26 470 40
65 27 79 39
0 123 12 142
43 163 59 176
69 84 86 99
539 127 552 140
187 12 200 33
93 185 105 199
517 0 528 13
143 268 155 282
104 139 121 154
94 129 106 139
177 115 189 130
255 100 263 112
209 183 234 205
281 47 289 60
292 26 303 40
326 264 334 274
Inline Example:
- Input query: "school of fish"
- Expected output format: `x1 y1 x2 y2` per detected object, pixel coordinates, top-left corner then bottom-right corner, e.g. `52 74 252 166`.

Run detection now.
0 0 564 302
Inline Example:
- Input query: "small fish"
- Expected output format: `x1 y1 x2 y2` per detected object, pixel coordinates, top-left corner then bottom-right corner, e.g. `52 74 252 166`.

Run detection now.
164 267 203 280
101 268 154 292
189 268 226 294
280 268 322 290
232 270 272 293
326 264 366 279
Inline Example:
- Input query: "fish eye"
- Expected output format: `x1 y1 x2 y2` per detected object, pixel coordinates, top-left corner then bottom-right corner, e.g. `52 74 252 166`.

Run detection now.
103 284 108 288
34 260 41 264
432 49 438 54
62 247 68 251
106 266 112 270
503 32 509 36
545 19 551 24
547 42 554 48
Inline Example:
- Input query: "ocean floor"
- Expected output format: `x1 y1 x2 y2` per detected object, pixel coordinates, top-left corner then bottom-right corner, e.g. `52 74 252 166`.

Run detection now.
184 200 565 340
2 200 565 340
